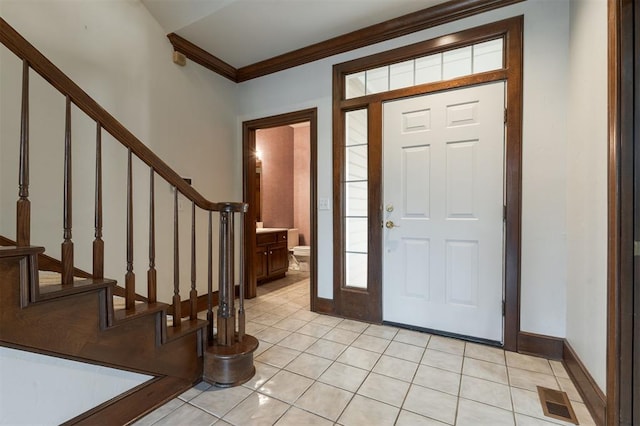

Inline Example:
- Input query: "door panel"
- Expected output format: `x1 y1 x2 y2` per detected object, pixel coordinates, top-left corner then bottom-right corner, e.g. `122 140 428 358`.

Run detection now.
402 238 430 299
255 249 267 281
446 140 477 218
445 240 479 306
269 245 289 276
383 82 505 342
402 146 431 217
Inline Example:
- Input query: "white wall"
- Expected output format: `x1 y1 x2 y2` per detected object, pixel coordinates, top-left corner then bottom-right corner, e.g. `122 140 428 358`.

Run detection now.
565 0 608 392
0 0 241 302
0 347 151 425
238 0 572 337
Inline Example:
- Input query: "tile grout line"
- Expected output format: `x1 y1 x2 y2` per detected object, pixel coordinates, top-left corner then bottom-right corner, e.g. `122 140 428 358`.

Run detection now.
452 341 468 425
139 277 596 426
504 348 518 426
260 313 367 424
327 317 371 424
394 333 432 425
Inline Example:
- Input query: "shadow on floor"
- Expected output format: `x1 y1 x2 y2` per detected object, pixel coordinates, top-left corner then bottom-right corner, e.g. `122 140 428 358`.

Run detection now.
257 270 311 297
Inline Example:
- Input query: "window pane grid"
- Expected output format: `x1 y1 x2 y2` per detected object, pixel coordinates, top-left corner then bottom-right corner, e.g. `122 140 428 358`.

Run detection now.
346 252 367 288
345 38 504 100
344 109 368 289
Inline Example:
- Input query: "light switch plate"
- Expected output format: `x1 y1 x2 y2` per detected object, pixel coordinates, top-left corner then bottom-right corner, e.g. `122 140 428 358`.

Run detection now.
318 197 330 210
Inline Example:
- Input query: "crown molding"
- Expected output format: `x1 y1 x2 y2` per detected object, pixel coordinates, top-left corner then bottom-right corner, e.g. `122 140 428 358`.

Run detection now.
167 33 238 82
167 0 524 83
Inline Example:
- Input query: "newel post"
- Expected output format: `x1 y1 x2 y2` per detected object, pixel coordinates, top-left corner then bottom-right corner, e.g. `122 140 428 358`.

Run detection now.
203 203 257 387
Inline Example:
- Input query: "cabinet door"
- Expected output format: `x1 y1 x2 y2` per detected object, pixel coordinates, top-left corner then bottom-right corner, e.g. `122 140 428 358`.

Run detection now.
255 247 268 281
268 244 289 276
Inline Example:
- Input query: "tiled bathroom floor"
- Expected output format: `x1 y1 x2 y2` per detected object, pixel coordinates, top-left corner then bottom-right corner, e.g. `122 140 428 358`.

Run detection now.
133 277 596 426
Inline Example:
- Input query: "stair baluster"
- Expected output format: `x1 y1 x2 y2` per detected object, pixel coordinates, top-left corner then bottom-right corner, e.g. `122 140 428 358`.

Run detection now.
61 96 74 285
172 188 181 325
207 211 214 344
125 148 135 309
93 123 104 279
16 59 30 247
148 168 157 303
238 210 245 342
190 203 198 320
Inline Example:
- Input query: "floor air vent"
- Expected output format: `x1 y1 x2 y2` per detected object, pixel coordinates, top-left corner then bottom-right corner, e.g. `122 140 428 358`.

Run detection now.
537 386 579 424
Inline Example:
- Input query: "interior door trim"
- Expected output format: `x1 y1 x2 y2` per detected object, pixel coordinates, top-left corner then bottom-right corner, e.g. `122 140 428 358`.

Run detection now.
607 0 638 424
242 108 319 311
332 16 523 350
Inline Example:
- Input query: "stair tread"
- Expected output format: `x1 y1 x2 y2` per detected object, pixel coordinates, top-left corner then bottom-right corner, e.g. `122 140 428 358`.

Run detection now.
37 271 210 336
166 318 208 343
113 295 145 311
37 277 116 301
0 245 44 258
39 270 84 287
113 302 168 323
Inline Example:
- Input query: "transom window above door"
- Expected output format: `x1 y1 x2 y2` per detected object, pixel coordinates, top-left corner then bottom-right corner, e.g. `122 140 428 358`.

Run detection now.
345 38 504 99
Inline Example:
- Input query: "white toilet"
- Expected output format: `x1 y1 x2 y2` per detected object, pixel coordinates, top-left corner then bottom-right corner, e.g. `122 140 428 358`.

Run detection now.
287 228 311 271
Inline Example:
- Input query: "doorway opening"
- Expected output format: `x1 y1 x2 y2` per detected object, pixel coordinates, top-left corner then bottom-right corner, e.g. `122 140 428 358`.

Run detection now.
242 109 319 311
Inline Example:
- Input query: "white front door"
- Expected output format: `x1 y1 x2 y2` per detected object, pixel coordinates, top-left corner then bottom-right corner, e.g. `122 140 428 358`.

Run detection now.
382 82 505 342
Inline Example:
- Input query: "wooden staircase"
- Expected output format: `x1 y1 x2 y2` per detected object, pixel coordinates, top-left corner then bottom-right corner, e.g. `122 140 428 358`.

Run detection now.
0 245 206 379
0 17 251 424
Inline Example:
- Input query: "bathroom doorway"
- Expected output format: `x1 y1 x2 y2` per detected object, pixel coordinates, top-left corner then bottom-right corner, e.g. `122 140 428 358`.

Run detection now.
242 108 318 311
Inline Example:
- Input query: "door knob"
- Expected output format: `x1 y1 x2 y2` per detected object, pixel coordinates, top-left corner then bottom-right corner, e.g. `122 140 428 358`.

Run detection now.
385 220 399 229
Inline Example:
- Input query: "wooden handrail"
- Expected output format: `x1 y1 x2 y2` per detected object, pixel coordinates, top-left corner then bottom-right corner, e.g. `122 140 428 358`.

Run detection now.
0 17 245 214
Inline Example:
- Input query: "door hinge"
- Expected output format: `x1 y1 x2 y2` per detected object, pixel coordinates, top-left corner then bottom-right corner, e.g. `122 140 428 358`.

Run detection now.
502 300 506 316
504 108 508 123
634 241 640 256
503 205 507 221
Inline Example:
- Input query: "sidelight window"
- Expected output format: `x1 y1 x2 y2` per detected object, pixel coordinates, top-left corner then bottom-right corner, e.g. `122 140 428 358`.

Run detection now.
344 109 368 288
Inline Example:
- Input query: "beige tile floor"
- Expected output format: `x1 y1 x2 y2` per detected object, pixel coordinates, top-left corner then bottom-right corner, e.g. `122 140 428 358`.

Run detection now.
134 277 596 426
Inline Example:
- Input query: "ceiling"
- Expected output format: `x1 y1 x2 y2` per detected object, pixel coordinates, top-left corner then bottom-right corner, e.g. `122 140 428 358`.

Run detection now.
141 0 450 69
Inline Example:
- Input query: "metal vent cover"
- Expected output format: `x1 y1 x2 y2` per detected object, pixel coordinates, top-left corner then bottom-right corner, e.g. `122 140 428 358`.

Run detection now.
537 386 579 424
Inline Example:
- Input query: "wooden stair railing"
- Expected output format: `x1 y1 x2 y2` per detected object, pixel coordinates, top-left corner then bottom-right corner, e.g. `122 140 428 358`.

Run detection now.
1 16 245 321
0 235 148 303
0 16 256 389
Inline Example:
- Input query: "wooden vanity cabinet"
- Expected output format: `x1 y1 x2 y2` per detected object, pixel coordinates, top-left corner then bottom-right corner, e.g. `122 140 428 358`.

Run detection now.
256 230 289 283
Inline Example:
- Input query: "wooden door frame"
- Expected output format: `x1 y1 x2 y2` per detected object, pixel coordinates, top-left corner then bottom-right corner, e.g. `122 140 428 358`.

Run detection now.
242 109 319 309
608 0 638 424
332 17 523 350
